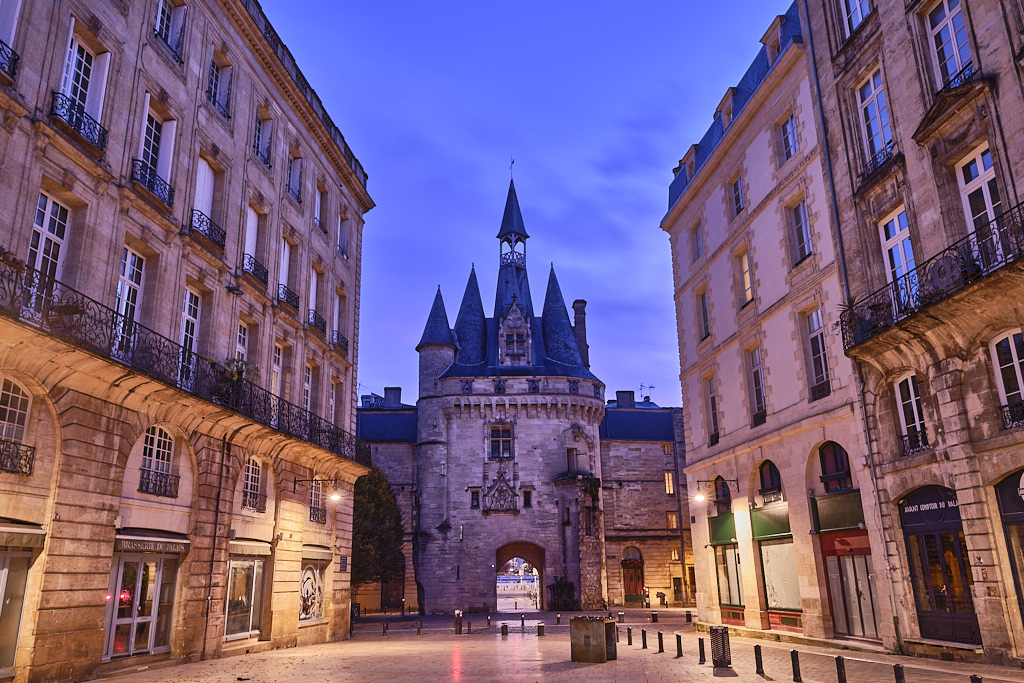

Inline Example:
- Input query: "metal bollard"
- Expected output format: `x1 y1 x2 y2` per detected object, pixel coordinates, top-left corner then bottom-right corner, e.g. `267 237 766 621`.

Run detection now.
617 626 620 643
893 664 905 683
755 645 764 675
686 610 692 623
627 627 633 646
642 629 648 649
618 611 625 623
487 615 491 627
521 614 525 627
501 623 508 637
970 677 983 683
699 637 706 664
417 619 422 635
467 621 472 634
538 623 545 636
658 631 664 653
676 633 683 658
836 656 847 683
652 610 659 623
791 650 802 683
383 620 387 635
557 613 561 625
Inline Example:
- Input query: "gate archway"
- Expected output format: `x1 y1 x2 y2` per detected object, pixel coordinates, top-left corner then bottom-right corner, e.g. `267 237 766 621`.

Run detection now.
496 542 544 611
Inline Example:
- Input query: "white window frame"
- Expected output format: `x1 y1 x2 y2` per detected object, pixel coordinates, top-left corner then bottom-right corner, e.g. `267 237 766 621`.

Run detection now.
0 0 24 49
206 46 232 116
244 206 259 263
178 287 201 389
699 290 711 340
706 376 720 443
749 347 767 419
271 344 283 397
154 0 186 60
225 557 264 639
895 373 926 441
303 364 312 413
738 251 753 306
193 157 215 218
692 224 704 262
241 456 263 511
28 192 69 281
732 178 744 217
61 21 110 120
0 374 31 443
878 208 918 314
136 93 177 182
337 212 349 256
990 330 1024 408
807 308 830 387
857 69 892 160
956 145 1006 270
287 154 303 201
328 380 336 426
928 0 971 88
792 201 812 263
113 246 145 359
843 0 870 37
253 111 273 165
141 425 173 475
781 114 798 160
235 321 248 361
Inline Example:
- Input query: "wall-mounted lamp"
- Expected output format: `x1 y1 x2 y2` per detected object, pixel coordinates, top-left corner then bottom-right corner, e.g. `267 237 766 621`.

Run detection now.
293 477 342 501
692 478 739 502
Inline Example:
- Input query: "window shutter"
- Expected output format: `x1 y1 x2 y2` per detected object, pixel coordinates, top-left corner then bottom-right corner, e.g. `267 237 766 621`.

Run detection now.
244 207 258 256
87 51 110 119
157 119 176 180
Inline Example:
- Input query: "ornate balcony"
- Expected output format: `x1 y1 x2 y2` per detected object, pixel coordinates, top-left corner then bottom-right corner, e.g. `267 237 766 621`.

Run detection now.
50 93 108 152
132 159 175 207
308 309 326 335
0 261 370 466
810 380 832 402
332 330 349 353
242 491 268 513
0 438 33 476
309 505 327 524
863 139 895 177
189 209 226 250
139 467 180 498
501 251 525 268
840 200 1024 351
901 427 929 456
242 253 269 286
1000 403 1024 430
939 61 975 94
277 283 299 310
0 37 19 82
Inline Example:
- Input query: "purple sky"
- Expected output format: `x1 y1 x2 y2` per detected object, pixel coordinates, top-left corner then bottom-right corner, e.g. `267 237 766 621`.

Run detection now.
262 0 795 408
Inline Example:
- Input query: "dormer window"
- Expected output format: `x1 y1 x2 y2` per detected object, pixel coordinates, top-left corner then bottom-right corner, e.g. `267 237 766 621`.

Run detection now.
499 300 531 366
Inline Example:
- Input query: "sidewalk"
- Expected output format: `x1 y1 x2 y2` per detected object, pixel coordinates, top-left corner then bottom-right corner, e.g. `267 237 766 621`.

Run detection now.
104 608 1024 682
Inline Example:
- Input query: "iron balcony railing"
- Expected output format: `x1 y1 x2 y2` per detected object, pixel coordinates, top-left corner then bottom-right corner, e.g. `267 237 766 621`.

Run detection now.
1000 403 1024 430
810 380 832 402
0 261 370 467
940 61 975 94
242 253 269 286
309 505 327 524
132 159 175 207
253 140 272 169
708 432 720 447
902 427 929 456
337 243 348 258
206 88 230 119
314 217 327 235
242 491 268 513
189 209 226 250
308 309 326 335
287 184 301 203
840 200 1024 350
0 438 33 476
139 467 180 498
332 330 349 353
50 93 108 152
154 28 184 64
277 283 299 310
0 37 19 81
864 139 895 177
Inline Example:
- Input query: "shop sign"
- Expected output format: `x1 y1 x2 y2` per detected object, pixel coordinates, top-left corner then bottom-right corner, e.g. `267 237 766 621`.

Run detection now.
899 486 960 530
114 538 188 554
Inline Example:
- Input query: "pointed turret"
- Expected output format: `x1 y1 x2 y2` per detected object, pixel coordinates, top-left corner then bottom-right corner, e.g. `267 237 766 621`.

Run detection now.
541 266 584 367
416 287 455 350
496 180 529 240
495 180 533 319
454 267 487 365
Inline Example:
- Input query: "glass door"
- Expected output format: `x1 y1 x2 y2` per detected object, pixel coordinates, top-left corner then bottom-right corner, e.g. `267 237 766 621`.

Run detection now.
105 555 177 658
905 531 980 644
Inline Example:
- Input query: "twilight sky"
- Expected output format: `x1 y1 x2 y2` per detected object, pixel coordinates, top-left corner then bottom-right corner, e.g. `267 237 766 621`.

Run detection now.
262 0 795 408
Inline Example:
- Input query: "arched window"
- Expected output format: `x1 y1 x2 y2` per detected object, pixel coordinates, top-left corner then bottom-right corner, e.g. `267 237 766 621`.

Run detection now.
138 426 178 498
714 476 732 515
819 442 851 493
0 376 31 442
759 460 782 504
242 457 266 513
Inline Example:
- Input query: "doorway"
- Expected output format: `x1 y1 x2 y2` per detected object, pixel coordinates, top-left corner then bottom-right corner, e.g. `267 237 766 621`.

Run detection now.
104 555 178 658
622 546 645 606
495 542 544 612
821 531 880 639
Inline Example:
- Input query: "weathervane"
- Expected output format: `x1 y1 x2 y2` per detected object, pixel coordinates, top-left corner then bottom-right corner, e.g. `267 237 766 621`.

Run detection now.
510 156 515 178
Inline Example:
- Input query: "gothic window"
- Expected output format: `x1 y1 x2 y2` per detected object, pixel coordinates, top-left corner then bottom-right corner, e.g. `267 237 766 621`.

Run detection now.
490 426 512 459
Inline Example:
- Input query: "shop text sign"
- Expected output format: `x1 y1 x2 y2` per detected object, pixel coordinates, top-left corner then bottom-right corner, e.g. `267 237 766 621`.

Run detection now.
114 538 187 554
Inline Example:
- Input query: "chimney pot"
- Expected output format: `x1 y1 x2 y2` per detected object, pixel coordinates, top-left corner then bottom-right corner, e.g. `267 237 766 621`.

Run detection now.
383 387 402 408
615 391 635 409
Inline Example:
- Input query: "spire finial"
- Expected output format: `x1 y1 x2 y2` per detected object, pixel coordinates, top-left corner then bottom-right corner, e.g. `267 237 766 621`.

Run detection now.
510 156 515 179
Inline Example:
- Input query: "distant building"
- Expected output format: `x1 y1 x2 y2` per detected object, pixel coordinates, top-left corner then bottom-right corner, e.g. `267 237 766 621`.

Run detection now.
357 183 691 613
0 0 371 679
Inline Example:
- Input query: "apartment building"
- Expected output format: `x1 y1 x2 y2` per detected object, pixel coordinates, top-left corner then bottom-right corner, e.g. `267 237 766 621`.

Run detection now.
0 0 372 679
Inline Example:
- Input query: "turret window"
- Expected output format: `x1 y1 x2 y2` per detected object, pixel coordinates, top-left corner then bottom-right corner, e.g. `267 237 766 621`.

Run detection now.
490 426 512 459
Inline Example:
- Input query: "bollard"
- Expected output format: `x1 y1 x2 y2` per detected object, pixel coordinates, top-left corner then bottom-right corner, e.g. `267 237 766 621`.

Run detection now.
699 637 706 664
652 610 659 623
686 610 692 623
627 627 633 646
521 614 525 627
417 619 422 635
836 656 847 683
501 623 508 637
676 633 683 658
617 626 620 643
618 611 625 623
642 629 648 649
382 620 387 636
970 677 983 683
791 649 802 683
557 613 561 625
755 645 764 675
467 621 472 634
658 631 664 653
893 664 905 683
538 623 545 636
487 615 491 627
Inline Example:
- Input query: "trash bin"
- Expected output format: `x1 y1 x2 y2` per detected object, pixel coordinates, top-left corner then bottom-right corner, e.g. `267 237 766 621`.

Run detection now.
709 625 731 667
570 616 618 663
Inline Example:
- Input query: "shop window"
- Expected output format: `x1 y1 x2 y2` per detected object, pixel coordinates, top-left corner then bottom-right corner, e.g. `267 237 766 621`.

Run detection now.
819 441 852 492
715 544 743 608
298 561 326 621
0 551 30 673
225 558 264 638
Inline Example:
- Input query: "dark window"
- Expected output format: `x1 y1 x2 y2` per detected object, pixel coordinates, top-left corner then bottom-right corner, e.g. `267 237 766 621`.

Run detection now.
819 441 852 492
759 460 782 504
714 476 731 516
470 491 479 509
490 427 512 459
523 490 532 508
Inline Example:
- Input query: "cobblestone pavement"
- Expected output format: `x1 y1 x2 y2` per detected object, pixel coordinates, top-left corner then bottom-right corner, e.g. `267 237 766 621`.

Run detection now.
106 609 1024 683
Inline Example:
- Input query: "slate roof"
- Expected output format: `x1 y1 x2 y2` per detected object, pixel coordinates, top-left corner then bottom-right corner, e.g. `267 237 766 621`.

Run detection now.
417 288 456 350
357 411 418 444
600 408 677 442
496 180 529 240
454 267 487 365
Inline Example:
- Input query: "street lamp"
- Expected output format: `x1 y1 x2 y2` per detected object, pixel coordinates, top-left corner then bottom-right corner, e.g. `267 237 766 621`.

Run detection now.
293 477 342 501
692 478 739 502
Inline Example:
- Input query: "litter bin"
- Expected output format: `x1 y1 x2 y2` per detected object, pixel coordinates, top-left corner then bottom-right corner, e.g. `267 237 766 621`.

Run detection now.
570 616 618 663
709 625 731 667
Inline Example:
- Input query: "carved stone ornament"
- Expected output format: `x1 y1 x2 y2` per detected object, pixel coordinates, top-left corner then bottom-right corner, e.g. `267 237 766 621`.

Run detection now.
483 464 518 513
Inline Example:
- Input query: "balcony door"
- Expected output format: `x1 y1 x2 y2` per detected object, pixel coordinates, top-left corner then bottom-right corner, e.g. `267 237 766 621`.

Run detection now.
24 193 69 319
957 146 1007 270
878 209 918 316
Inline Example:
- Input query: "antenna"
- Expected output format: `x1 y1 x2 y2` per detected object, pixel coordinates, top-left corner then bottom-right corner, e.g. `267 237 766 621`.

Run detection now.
639 383 656 401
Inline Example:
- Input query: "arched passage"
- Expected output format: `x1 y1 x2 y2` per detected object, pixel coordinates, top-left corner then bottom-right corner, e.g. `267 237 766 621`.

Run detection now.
496 542 544 612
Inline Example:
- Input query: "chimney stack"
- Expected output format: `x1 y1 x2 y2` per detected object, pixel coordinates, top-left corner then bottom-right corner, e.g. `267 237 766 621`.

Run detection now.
383 387 402 408
615 391 635 409
572 299 590 368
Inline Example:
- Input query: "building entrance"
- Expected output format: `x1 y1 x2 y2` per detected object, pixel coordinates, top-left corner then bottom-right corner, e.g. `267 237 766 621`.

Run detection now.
622 546 645 606
495 542 544 612
820 531 879 639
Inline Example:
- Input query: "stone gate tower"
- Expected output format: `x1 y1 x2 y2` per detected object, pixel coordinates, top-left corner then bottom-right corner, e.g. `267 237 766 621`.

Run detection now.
414 181 607 612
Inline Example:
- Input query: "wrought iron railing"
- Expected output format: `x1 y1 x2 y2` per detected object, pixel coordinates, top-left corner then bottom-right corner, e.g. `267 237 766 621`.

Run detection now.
752 410 767 427
1000 403 1024 430
332 330 349 353
189 209 226 250
242 491 268 513
50 93 108 152
810 380 832 402
277 283 299 310
864 139 895 177
139 467 180 498
287 184 301 203
709 432 719 447
939 61 974 94
840 200 1024 350
206 88 230 119
501 251 525 268
901 427 929 456
132 159 175 207
0 38 19 81
253 140 272 169
309 505 327 524
314 217 326 234
337 243 348 258
0 438 33 476
308 309 326 335
242 253 269 286
154 29 184 64
0 261 370 466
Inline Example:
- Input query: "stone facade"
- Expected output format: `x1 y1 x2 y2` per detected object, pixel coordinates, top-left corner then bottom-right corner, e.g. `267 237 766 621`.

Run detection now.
662 3 883 643
0 0 371 680
805 0 1024 664
357 185 691 614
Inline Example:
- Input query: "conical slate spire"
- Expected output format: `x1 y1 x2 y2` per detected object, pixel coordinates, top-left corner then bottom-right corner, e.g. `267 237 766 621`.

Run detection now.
496 180 529 240
541 266 584 366
454 267 487 365
416 287 455 350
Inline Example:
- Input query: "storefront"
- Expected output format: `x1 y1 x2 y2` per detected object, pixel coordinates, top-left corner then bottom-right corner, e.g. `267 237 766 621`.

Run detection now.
225 540 271 641
751 503 801 631
710 512 743 625
0 521 44 677
994 468 1024 627
899 486 980 645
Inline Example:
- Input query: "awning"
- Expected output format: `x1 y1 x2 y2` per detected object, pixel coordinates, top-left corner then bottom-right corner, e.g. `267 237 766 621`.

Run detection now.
230 540 272 556
302 545 333 561
0 523 45 548
114 531 190 554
